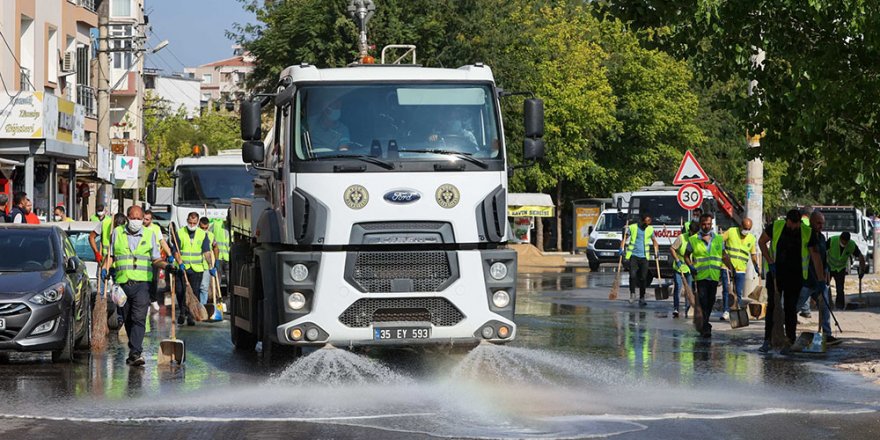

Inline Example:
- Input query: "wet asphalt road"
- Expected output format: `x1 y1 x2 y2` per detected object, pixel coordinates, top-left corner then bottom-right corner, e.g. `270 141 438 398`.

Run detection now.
0 269 879 439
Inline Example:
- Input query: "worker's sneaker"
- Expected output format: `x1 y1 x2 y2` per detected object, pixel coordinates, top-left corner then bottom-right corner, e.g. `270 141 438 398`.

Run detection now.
127 353 145 367
721 311 730 321
629 292 635 304
177 314 185 325
826 336 843 346
758 342 771 353
799 311 812 319
150 301 160 313
186 316 196 326
672 309 680 318
639 299 647 307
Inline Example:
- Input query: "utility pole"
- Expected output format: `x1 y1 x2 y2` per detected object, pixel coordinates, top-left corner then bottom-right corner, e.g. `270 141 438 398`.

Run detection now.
96 0 111 214
873 216 879 274
745 48 766 294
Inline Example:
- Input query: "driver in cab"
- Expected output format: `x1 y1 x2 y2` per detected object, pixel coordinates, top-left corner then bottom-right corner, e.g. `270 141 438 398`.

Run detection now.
428 107 478 152
307 94 351 152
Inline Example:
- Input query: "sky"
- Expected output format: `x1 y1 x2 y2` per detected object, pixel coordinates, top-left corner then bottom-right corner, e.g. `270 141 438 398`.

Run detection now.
144 0 257 72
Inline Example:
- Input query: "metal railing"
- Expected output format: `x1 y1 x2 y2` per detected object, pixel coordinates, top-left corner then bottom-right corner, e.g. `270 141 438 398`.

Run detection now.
79 0 96 12
77 84 96 117
19 67 32 91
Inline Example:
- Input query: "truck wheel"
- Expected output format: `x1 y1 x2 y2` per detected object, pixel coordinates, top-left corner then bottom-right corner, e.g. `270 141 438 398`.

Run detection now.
589 260 600 271
230 305 257 352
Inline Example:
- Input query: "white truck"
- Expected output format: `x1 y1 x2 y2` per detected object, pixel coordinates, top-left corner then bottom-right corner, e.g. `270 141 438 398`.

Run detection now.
813 206 871 271
226 56 544 359
586 208 633 271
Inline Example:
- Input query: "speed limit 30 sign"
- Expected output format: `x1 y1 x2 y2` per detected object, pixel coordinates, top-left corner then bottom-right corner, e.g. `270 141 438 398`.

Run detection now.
677 183 703 210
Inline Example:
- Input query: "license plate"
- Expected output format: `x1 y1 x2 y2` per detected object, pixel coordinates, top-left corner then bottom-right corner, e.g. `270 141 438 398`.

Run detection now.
0 318 4 330
600 252 616 257
374 327 431 340
659 255 669 261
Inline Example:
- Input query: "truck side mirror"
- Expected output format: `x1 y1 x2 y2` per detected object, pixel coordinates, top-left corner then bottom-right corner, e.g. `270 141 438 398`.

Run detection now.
524 98 544 138
241 100 262 141
523 138 545 161
146 169 157 205
242 141 265 163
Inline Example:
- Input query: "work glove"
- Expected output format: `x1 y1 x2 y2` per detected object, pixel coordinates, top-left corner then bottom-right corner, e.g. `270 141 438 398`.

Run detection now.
100 268 108 281
209 267 217 277
179 263 187 273
689 265 697 274
618 248 625 257
816 281 828 297
166 256 175 265
768 263 777 275
753 263 761 275
95 252 103 264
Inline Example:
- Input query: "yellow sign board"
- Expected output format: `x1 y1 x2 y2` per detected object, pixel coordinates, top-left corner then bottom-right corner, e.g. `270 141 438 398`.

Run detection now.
508 205 554 217
575 206 601 249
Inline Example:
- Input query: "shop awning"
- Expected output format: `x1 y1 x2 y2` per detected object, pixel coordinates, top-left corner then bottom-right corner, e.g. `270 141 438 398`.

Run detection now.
508 193 554 217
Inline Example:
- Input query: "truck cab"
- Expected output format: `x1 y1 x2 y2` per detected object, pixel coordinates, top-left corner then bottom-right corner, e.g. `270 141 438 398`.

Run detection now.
170 149 252 227
814 206 870 271
229 63 544 357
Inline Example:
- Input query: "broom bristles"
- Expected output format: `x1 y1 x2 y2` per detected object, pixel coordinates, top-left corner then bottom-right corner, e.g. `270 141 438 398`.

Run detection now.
609 277 620 300
770 281 789 350
185 284 208 321
91 289 109 352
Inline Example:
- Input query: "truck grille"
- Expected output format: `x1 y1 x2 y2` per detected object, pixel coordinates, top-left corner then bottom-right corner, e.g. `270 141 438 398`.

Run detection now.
352 251 452 293
339 297 464 328
594 239 620 250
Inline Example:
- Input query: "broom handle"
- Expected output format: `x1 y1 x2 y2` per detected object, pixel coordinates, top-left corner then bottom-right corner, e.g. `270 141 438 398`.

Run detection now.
207 251 220 305
169 272 176 340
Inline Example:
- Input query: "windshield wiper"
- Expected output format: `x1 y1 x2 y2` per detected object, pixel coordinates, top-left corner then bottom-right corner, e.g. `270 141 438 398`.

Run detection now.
309 154 395 170
398 149 488 169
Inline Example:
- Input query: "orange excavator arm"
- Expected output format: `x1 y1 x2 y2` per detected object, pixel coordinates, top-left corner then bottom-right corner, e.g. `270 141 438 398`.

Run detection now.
700 180 745 227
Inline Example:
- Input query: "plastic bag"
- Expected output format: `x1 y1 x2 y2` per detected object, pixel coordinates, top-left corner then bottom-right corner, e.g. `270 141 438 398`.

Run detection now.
111 284 127 307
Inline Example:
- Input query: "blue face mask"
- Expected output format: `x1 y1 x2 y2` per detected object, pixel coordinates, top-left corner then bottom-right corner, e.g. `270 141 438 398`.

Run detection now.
327 109 341 121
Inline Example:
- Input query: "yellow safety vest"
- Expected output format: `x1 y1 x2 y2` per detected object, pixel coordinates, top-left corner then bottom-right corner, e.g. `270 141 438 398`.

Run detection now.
112 226 155 283
725 227 756 272
100 216 113 251
178 227 207 272
673 236 690 274
213 222 230 261
827 235 856 272
770 220 811 280
688 233 724 281
625 224 653 260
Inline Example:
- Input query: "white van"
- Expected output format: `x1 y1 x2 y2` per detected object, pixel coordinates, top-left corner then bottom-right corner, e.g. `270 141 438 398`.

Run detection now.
586 209 633 271
814 206 870 271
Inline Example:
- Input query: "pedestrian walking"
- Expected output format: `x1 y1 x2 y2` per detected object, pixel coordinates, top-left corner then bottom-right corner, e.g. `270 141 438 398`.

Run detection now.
684 213 734 338
671 222 698 318
720 218 760 320
758 209 814 352
172 212 213 325
101 206 176 367
90 204 106 222
198 217 219 304
53 206 73 222
620 213 659 306
827 231 867 309
213 218 230 295
8 191 27 224
795 211 838 344
0 193 9 222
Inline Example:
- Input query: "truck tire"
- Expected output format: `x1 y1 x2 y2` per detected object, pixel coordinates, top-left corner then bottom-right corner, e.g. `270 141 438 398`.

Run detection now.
230 297 257 351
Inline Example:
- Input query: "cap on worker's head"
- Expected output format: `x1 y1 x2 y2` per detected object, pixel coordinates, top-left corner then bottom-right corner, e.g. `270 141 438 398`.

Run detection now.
840 231 851 242
786 209 801 223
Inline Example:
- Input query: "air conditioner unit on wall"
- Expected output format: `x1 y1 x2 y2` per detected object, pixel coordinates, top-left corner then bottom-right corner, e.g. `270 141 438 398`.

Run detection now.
62 51 75 72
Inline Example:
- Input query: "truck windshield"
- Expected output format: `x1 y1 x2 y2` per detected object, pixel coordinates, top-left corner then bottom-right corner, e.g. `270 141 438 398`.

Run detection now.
597 213 629 232
819 209 858 233
294 84 502 166
632 196 689 226
175 165 254 207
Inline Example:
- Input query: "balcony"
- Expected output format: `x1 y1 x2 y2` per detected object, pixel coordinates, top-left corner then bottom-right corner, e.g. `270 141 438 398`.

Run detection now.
77 84 96 117
79 0 96 12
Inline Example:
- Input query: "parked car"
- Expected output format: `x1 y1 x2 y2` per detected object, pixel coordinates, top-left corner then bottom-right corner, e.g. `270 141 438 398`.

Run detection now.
0 225 92 362
54 221 121 329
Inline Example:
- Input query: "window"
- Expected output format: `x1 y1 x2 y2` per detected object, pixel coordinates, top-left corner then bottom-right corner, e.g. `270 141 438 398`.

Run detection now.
111 0 132 17
202 73 213 84
110 25 133 70
47 27 58 83
201 93 212 101
19 15 35 90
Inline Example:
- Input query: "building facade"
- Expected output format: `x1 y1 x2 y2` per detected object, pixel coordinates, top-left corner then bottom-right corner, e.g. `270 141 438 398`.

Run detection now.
185 45 254 110
144 68 201 118
0 0 101 220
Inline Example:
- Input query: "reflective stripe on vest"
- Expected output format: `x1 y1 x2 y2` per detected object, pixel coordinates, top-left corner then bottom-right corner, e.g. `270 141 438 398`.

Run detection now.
625 224 653 260
771 220 811 280
725 227 756 272
828 235 856 272
112 226 155 283
688 234 724 281
674 237 690 274
178 227 207 272
213 223 230 261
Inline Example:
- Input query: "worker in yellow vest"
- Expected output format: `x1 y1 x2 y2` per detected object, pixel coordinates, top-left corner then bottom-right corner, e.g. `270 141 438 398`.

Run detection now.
143 209 173 311
619 213 659 306
101 205 177 367
213 218 230 295
758 209 815 352
720 218 761 320
671 221 699 318
172 212 214 325
827 232 867 309
198 216 220 304
684 213 735 338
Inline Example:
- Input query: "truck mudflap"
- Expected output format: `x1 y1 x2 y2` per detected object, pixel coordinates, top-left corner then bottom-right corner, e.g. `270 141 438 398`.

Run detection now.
272 249 517 347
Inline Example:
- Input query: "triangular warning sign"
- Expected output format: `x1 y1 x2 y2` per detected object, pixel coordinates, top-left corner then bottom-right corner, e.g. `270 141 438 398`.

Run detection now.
673 150 710 185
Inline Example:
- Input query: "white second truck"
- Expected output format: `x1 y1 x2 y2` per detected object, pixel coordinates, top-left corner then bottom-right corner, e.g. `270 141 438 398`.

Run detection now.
227 59 544 359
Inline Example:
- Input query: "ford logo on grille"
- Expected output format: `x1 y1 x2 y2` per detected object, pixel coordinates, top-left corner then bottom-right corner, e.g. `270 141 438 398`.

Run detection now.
384 189 421 204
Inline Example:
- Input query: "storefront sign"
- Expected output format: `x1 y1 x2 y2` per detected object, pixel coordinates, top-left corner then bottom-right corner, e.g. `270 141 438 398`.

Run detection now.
507 205 554 217
114 155 139 181
0 92 85 145
97 146 113 182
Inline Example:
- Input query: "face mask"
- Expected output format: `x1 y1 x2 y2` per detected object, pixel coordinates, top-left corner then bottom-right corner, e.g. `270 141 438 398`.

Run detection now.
54 215 62 221
741 230 749 237
187 225 197 232
327 109 341 121
128 219 143 233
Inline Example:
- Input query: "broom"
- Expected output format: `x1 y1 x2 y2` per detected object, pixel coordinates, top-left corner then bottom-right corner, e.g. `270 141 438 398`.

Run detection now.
770 275 790 351
170 225 209 322
608 221 630 300
91 277 109 352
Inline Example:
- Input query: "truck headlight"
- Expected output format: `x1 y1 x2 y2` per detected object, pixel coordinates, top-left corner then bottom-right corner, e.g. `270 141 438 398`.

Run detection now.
287 291 306 310
30 283 65 305
489 262 508 280
492 290 510 308
289 264 309 282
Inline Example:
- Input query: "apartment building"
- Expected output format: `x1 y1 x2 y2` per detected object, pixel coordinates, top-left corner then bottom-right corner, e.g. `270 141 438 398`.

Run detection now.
143 68 201 118
0 0 101 220
185 45 254 110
